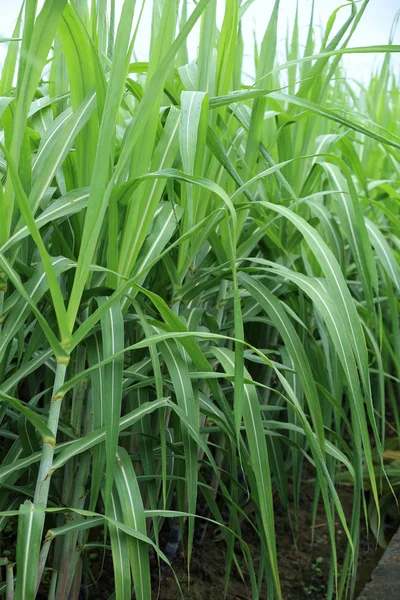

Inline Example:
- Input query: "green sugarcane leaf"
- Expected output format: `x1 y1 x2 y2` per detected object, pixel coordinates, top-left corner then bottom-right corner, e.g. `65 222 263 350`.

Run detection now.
365 218 400 292
2 0 68 242
105 488 131 600
0 391 54 445
28 91 95 216
159 339 198 564
2 188 89 252
99 298 124 509
114 447 151 600
14 501 45 600
0 257 74 362
239 272 325 448
212 346 281 598
49 398 169 474
118 107 181 279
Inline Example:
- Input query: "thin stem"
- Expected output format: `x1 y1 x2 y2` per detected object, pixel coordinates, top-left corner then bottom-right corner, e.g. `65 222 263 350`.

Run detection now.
34 360 67 599
34 361 68 505
48 569 58 600
36 541 52 595
5 562 14 600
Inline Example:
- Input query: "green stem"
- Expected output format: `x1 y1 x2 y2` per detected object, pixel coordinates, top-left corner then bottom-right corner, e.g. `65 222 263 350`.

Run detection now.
36 541 52 595
5 562 14 600
48 569 58 600
34 361 68 505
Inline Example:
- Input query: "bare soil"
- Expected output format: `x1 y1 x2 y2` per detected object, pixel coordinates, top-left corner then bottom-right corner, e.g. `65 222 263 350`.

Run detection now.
79 485 396 600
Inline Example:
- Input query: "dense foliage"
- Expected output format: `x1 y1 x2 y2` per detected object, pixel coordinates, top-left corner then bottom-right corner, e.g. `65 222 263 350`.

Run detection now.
0 0 399 598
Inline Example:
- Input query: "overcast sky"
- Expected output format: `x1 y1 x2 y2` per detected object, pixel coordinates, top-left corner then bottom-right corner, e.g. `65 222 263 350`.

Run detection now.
0 0 399 82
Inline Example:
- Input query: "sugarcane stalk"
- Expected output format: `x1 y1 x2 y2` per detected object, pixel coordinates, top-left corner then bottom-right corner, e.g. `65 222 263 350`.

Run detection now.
34 361 69 505
36 540 52 595
33 360 68 596
48 569 58 600
5 561 14 600
55 341 88 600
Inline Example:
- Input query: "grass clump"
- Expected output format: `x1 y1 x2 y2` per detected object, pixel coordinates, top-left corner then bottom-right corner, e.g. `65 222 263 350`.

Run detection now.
0 1 399 599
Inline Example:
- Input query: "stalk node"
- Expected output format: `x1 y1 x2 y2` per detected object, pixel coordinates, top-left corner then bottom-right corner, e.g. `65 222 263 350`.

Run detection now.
56 355 70 366
43 436 56 447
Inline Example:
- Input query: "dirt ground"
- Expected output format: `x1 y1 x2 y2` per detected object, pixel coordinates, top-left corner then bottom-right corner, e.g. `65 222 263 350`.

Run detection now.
78 485 396 600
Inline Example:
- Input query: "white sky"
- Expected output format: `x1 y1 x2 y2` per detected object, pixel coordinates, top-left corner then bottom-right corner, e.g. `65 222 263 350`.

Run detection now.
0 0 399 82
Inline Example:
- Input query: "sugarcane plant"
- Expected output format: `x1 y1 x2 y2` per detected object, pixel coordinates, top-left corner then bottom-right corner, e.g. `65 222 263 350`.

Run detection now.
0 0 399 598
